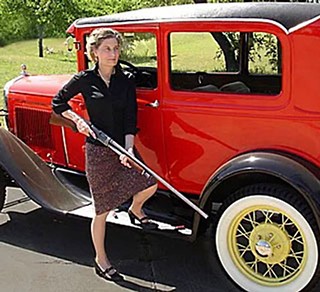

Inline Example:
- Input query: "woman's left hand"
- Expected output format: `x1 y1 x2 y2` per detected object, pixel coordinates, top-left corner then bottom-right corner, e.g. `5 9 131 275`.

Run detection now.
119 148 135 168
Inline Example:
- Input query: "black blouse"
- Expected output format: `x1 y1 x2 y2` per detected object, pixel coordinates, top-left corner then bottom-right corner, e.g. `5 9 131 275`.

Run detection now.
52 65 138 147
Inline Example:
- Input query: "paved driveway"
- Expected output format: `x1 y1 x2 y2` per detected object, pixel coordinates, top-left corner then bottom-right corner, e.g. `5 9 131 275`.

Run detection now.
0 187 239 292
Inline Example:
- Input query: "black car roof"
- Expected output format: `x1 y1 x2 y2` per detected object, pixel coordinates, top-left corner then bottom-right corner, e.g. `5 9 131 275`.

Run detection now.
74 3 320 31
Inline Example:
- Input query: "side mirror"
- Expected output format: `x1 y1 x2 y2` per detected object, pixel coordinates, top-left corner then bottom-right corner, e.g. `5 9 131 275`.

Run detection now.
65 36 74 52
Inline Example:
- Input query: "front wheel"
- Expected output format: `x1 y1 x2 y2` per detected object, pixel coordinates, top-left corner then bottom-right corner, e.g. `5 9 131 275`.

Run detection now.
215 183 319 292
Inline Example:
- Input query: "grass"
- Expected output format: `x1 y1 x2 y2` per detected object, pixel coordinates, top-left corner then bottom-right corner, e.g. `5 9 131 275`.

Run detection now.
0 38 77 100
170 33 227 71
0 38 77 126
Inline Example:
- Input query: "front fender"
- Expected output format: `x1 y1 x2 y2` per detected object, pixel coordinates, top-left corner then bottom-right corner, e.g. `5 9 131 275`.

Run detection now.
192 152 320 238
0 128 91 213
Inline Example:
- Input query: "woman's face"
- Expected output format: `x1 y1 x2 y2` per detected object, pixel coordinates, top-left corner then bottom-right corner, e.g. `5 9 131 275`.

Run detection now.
94 37 120 67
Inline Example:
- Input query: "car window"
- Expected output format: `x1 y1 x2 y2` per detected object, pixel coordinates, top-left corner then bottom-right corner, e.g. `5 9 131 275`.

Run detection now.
169 31 281 95
248 32 281 75
170 32 240 73
121 32 157 89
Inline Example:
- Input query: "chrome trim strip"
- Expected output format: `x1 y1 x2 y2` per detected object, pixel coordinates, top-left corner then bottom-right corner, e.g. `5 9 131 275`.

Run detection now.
289 15 320 33
74 18 288 34
61 127 69 165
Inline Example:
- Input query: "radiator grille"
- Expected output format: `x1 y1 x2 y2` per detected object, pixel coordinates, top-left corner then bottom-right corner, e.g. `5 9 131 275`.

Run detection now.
15 107 54 149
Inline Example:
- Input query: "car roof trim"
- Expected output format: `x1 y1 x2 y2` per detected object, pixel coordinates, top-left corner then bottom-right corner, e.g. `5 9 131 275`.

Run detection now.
289 14 320 33
74 18 288 34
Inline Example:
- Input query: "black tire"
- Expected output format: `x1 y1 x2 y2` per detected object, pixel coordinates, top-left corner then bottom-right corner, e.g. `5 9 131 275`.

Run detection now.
213 183 320 292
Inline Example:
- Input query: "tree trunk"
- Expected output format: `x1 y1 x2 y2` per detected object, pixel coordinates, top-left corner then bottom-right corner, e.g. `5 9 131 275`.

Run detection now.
38 25 44 58
211 32 238 72
193 0 237 71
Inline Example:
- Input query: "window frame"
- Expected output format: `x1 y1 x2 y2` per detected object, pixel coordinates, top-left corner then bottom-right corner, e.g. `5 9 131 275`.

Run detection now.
167 29 282 95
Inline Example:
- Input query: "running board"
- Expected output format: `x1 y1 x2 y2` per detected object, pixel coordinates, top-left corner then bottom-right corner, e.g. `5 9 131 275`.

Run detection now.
69 204 192 237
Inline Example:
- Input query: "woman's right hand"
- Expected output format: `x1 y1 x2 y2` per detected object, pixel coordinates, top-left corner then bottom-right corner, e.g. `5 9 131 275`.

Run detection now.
62 110 96 139
76 118 96 138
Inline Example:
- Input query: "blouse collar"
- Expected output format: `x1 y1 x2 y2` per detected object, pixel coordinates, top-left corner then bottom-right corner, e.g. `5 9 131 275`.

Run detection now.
92 62 121 77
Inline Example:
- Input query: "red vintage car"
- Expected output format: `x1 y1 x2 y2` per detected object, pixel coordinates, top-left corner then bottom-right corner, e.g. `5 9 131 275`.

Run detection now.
2 2 320 291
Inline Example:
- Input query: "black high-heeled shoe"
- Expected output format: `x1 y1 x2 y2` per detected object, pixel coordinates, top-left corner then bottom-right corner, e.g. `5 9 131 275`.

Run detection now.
94 261 124 282
128 209 158 230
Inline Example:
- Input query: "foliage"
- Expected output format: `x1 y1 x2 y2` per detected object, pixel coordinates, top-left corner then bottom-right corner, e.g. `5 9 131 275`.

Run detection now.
0 0 319 47
2 0 81 38
0 0 194 47
248 33 280 73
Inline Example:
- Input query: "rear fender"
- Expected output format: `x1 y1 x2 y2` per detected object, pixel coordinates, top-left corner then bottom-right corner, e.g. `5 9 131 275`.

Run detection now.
192 152 320 238
0 128 91 213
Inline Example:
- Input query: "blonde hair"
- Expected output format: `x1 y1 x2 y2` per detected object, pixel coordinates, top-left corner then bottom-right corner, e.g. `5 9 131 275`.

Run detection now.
86 28 122 62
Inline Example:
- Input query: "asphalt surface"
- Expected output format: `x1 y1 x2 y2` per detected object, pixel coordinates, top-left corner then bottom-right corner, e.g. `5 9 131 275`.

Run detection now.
0 187 240 292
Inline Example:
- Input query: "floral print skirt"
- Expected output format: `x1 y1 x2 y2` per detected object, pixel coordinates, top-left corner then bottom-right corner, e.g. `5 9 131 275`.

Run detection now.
85 142 157 215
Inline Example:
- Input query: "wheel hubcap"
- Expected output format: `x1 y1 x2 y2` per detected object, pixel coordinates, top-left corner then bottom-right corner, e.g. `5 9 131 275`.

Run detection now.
250 223 290 264
255 240 271 257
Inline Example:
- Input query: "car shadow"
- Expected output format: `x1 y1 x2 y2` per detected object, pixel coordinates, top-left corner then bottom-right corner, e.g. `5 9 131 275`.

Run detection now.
0 208 238 291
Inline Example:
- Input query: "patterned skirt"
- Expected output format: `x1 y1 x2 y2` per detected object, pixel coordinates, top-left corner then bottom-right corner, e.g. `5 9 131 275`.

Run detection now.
85 142 157 215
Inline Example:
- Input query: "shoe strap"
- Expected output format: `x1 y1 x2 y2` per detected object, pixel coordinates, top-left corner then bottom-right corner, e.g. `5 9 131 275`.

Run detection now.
104 266 116 275
140 216 151 223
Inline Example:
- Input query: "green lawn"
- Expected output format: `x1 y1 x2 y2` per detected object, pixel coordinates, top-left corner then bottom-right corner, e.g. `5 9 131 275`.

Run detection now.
170 32 226 71
0 38 77 101
0 38 77 126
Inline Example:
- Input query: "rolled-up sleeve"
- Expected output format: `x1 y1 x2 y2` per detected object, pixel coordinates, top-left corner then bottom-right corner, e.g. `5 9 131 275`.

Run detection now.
52 72 83 114
123 79 138 135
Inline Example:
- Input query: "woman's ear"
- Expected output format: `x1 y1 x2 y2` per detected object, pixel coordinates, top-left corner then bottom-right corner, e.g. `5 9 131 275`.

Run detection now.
92 47 98 60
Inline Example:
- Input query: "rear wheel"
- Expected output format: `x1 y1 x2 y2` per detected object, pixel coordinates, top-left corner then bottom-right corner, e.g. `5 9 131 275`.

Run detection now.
215 183 319 291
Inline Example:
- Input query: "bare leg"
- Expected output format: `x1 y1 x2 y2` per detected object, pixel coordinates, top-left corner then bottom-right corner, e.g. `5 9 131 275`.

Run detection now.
91 211 112 270
129 183 157 218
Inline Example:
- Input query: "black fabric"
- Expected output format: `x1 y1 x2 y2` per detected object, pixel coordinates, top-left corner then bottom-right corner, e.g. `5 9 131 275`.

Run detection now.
74 3 320 31
52 65 138 147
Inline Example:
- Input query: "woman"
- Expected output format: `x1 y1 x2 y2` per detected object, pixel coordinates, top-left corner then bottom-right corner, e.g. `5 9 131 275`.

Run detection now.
52 28 158 282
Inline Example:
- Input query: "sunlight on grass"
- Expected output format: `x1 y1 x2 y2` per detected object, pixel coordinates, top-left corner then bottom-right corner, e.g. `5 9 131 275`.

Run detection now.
0 38 77 126
170 33 225 72
0 38 77 92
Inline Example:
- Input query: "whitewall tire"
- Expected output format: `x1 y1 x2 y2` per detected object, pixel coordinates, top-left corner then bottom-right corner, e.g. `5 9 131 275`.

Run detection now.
215 184 319 292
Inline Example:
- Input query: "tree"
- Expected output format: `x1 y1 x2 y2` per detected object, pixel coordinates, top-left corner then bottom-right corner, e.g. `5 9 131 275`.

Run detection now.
3 0 81 56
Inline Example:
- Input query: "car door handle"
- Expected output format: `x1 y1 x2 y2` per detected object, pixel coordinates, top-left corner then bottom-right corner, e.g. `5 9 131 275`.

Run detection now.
145 100 159 108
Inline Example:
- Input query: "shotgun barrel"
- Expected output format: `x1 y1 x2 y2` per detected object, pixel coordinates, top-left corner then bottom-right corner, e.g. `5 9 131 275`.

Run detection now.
91 125 208 219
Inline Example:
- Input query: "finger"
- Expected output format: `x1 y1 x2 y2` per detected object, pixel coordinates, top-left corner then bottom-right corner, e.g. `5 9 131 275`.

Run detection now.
89 129 96 139
81 128 90 137
124 162 132 168
122 157 129 165
120 157 132 168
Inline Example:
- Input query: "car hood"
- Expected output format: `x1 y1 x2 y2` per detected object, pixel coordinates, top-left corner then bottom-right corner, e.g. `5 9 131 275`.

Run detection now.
7 74 74 97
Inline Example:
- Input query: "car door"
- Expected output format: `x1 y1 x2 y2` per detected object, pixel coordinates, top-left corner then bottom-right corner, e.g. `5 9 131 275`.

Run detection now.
118 27 167 178
160 22 289 195
62 26 167 178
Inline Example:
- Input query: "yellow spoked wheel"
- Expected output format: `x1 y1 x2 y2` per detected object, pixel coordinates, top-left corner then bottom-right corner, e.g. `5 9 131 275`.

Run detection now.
215 184 319 292
231 206 304 284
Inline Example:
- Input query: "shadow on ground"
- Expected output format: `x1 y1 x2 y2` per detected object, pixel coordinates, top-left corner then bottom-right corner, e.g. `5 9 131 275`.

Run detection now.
0 207 239 291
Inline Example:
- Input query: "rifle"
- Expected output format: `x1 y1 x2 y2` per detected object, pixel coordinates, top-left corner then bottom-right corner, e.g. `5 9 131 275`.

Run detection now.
91 125 208 219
